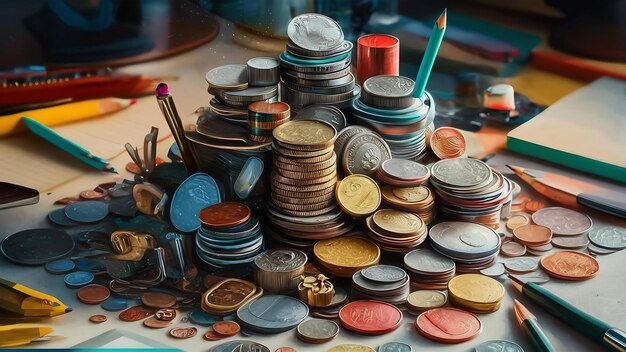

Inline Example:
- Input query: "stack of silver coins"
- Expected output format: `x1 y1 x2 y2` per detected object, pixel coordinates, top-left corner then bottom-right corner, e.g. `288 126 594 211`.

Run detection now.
280 13 359 113
253 248 307 293
351 265 410 305
352 75 435 161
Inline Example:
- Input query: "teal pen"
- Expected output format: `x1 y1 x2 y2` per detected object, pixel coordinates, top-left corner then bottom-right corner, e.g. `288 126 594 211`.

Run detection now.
514 299 556 352
510 275 626 352
413 9 447 98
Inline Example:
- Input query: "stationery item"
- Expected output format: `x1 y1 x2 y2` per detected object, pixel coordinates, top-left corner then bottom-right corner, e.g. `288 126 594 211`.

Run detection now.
0 324 54 348
356 34 400 86
0 278 71 317
507 77 626 183
0 182 39 209
155 83 200 173
509 275 626 352
513 300 556 352
0 98 136 136
413 9 447 98
21 117 116 173
507 165 626 219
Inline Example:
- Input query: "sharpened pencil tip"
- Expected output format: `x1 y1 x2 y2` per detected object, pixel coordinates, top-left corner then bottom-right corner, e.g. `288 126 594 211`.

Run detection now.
130 98 137 105
437 9 447 29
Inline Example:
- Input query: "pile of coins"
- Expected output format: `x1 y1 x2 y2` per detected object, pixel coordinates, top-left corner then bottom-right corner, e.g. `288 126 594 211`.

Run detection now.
448 274 505 313
247 101 291 142
195 202 264 270
404 249 455 291
313 236 380 278
429 222 501 273
201 278 262 316
430 158 512 229
351 265 410 305
253 248 307 294
365 209 427 252
382 185 436 224
352 75 435 161
281 14 358 113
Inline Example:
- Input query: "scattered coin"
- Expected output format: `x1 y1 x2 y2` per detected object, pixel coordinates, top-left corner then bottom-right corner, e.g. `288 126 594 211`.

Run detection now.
212 321 241 337
141 292 177 308
475 340 523 352
406 290 447 312
587 243 617 255
540 251 599 280
415 307 482 343
47 208 80 226
588 226 626 250
64 271 94 289
203 330 226 341
326 344 375 352
275 348 297 352
169 327 198 339
513 224 552 246
448 274 505 313
551 234 590 249
504 257 539 273
532 207 592 236
143 316 172 329
510 270 551 285
89 314 107 323
1 228 75 265
523 200 545 213
208 340 271 352
506 213 530 231
430 127 466 159
126 162 142 174
45 259 76 274
480 263 506 277
339 300 402 335
64 200 108 223
296 319 339 343
500 241 527 257
79 190 107 200
155 308 177 321
119 305 155 322
101 297 129 311
379 342 412 352
77 284 110 305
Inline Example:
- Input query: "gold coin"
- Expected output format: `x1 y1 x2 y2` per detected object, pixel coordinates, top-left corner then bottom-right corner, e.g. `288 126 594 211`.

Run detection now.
272 203 338 218
448 274 505 305
314 236 380 269
272 191 335 205
336 175 381 217
272 171 337 186
273 120 336 149
272 184 336 199
275 154 337 172
273 143 334 158
271 197 336 211
392 186 431 203
406 290 447 310
272 177 338 193
274 150 335 164
275 164 336 180
326 344 376 352
372 209 423 236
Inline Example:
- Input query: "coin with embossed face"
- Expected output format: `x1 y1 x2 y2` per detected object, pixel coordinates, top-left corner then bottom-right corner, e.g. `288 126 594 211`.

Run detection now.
540 251 599 280
339 300 402 335
336 174 381 217
532 207 592 236
205 65 248 90
429 222 501 260
334 125 372 157
430 127 466 159
588 226 626 249
273 120 336 150
372 209 423 236
475 340 524 352
416 307 482 343
169 327 197 339
288 13 344 52
430 158 492 189
118 305 155 322
360 265 406 284
326 345 376 352
342 133 391 177
407 290 447 311
296 318 339 343
361 75 416 109
403 248 455 275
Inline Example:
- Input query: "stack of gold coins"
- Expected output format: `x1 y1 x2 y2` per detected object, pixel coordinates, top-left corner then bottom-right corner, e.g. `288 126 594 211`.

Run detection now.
447 274 505 313
267 120 355 245
336 174 381 218
365 209 427 253
247 101 291 142
201 278 263 315
381 185 435 224
253 248 307 294
313 236 380 277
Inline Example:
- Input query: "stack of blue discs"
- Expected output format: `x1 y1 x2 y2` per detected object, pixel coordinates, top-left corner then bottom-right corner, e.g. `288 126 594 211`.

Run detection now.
195 216 264 270
352 75 436 161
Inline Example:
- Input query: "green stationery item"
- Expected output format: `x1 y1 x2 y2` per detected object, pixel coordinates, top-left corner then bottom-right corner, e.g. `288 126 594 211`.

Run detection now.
507 77 626 183
514 299 556 352
20 116 116 173
413 9 447 98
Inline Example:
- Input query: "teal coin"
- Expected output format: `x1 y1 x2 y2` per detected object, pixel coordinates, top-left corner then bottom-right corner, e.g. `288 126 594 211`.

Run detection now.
280 51 349 66
64 271 94 288
189 309 221 326
170 173 221 233
101 297 129 311
64 201 108 223
48 208 79 226
45 259 75 274
379 342 412 352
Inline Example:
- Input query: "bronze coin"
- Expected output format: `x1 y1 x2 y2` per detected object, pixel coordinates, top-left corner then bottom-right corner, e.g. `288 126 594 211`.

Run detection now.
55 196 82 205
77 284 110 305
155 308 177 321
169 327 197 339
275 348 297 352
126 162 142 174
203 330 225 341
143 316 172 329
89 314 107 323
141 292 177 308
212 321 240 337
119 305 155 322
94 182 116 193
80 190 107 200
199 202 251 229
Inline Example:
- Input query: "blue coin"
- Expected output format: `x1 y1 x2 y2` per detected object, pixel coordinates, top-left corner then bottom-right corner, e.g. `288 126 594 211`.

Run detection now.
48 208 79 226
197 233 263 251
236 295 308 333
64 271 94 288
64 201 109 223
170 173 221 233
195 247 261 266
1 228 75 265
197 228 261 244
188 309 221 326
380 342 413 352
101 297 129 311
45 259 75 274
76 258 107 272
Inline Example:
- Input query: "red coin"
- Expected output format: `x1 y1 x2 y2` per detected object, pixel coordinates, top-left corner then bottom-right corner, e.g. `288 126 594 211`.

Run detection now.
212 321 240 337
203 330 225 341
415 307 482 343
338 300 403 335
119 305 155 322
77 284 110 305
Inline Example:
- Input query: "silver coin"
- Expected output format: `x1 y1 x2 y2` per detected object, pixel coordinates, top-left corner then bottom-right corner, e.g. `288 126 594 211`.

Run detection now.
294 105 347 132
280 81 356 108
526 243 553 252
282 74 355 95
429 221 501 259
403 248 455 274
247 57 279 70
510 271 550 285
287 13 344 52
379 342 413 352
287 39 353 59
352 270 408 293
297 318 339 341
587 242 618 255
283 66 351 81
503 257 539 273
217 86 277 103
205 64 248 90
342 132 392 177
475 340 524 352
500 241 526 257
254 248 307 272
361 75 416 109
531 207 592 236
380 159 429 180
431 158 492 189
480 263 506 277
360 265 407 283
334 125 372 157
552 234 590 249
588 226 626 249
208 340 270 352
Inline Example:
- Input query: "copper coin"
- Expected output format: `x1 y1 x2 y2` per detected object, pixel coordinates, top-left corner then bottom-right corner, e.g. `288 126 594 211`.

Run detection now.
212 321 240 337
77 284 110 305
119 305 155 322
55 196 82 205
203 330 226 341
540 251 599 280
500 241 526 257
275 348 297 352
513 224 552 246
141 292 177 308
80 190 107 200
89 314 107 323
143 316 173 329
506 213 530 231
199 202 251 229
169 327 197 339
126 162 142 174
415 307 482 343
94 182 116 193
339 300 403 335
523 200 545 213
155 308 177 321
430 127 466 159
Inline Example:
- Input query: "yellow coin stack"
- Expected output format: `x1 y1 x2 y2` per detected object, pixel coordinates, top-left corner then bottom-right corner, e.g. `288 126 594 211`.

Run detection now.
447 274 505 313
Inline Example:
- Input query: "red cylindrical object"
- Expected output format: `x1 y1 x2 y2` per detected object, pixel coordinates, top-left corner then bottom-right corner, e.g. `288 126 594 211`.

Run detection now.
356 34 400 86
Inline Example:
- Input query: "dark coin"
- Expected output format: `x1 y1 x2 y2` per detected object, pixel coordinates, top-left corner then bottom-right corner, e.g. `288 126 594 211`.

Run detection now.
48 208 79 226
1 228 75 265
64 201 108 223
108 196 138 217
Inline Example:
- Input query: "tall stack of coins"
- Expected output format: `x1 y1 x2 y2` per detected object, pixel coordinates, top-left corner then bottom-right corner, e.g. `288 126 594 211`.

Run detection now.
404 249 455 291
267 120 353 244
195 202 264 270
352 75 435 161
381 185 436 225
351 265 410 305
448 274 505 313
281 14 358 113
365 209 427 253
313 236 380 277
253 248 307 293
430 158 512 229
247 101 291 142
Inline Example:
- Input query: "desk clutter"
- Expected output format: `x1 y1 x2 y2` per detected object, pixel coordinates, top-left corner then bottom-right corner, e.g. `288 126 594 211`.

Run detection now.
2 11 626 352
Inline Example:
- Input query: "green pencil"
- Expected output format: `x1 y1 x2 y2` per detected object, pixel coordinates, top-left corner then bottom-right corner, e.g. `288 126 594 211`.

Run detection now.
413 9 447 99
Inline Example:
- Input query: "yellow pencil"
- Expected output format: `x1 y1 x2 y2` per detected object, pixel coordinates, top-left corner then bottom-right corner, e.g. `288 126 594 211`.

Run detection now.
0 97 136 136
0 324 54 347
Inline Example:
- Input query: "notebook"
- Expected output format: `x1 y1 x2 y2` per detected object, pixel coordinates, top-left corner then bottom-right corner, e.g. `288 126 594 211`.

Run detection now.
507 77 626 183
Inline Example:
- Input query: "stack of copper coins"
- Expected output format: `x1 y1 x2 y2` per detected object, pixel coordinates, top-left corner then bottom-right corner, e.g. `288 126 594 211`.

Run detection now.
381 185 436 225
404 249 456 291
247 101 291 143
201 278 262 316
313 236 380 278
266 120 354 248
253 248 307 294
365 209 427 253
